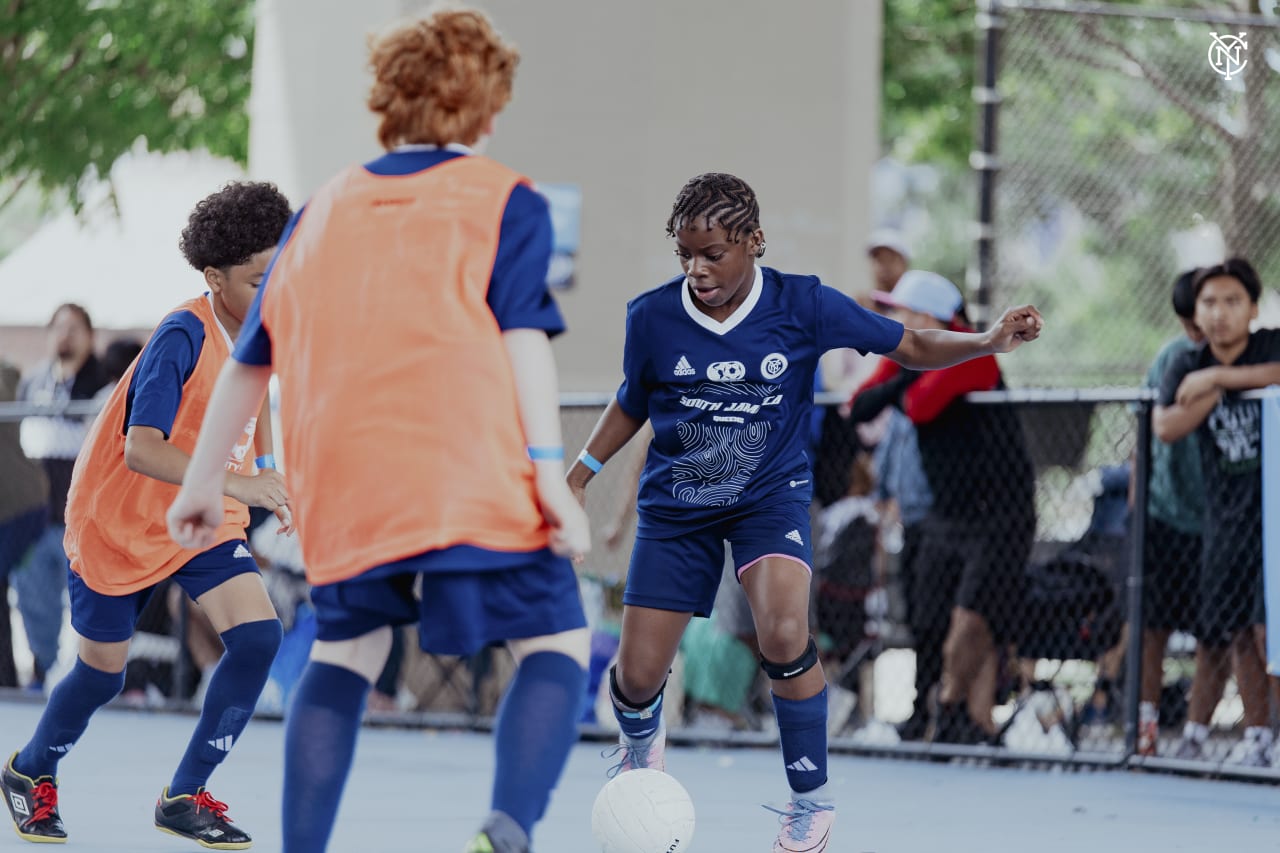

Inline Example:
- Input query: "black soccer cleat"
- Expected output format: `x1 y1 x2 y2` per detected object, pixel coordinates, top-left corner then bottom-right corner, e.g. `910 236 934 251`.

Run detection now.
154 787 252 850
2 752 67 843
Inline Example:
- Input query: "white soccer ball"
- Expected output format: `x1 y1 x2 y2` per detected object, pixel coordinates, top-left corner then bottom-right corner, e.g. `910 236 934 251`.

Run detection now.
590 768 696 853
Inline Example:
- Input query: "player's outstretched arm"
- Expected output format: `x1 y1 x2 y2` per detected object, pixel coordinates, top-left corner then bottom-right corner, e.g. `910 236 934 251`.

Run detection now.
504 328 590 562
566 399 646 502
890 304 1043 370
168 361 276 550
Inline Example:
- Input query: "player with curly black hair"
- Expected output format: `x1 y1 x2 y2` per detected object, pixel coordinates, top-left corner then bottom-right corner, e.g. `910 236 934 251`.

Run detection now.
3 181 292 848
569 171 1044 852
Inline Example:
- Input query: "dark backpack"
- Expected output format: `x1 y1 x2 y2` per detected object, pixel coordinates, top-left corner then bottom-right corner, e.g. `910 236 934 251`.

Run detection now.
1019 552 1122 661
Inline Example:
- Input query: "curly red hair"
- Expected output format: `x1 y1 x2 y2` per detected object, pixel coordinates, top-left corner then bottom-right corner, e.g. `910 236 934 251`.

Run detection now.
367 7 519 149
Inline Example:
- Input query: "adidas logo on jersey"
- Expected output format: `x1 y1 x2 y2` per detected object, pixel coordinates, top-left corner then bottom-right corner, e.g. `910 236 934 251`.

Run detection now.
233 544 252 559
785 529 804 546
673 355 696 377
208 735 235 752
786 756 819 772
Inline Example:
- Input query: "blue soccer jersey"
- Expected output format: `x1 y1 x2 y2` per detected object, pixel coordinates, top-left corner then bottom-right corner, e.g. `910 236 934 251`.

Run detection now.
618 265 904 536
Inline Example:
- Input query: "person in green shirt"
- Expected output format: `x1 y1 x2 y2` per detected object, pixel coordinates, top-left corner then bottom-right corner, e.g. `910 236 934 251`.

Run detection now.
1136 271 1204 756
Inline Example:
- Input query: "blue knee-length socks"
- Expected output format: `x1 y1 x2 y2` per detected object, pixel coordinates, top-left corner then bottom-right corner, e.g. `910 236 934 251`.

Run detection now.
15 658 125 779
169 618 282 795
773 687 830 798
279 651 585 853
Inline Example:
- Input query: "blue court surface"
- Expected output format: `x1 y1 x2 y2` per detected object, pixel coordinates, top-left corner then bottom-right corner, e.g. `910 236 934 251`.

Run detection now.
0 701 1276 852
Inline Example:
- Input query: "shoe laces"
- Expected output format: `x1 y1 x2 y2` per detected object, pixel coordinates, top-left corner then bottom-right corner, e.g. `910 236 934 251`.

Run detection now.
191 790 231 822
602 742 648 779
763 799 834 841
29 781 58 823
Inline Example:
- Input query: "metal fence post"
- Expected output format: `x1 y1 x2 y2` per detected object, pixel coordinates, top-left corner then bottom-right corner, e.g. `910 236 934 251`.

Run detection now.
1122 398 1150 759
970 0 1003 327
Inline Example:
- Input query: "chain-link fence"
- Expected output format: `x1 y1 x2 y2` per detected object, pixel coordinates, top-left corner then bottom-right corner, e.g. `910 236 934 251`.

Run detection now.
1 392 1275 779
813 391 1138 761
988 2 1280 388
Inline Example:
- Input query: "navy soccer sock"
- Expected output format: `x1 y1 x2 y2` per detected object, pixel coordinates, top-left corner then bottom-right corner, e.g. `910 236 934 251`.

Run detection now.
282 662 370 853
490 651 587 837
773 687 830 797
609 665 664 743
15 658 124 779
169 619 282 796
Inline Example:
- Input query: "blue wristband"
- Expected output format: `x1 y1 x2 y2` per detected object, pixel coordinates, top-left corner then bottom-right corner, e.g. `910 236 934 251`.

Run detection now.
255 454 277 470
577 450 604 474
527 445 564 462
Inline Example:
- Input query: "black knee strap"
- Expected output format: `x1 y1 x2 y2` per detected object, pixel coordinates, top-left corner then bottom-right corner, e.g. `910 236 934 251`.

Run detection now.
609 664 666 717
759 637 819 680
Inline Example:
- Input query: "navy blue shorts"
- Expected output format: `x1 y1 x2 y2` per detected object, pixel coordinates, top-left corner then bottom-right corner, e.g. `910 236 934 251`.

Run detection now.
625 500 813 616
70 539 260 643
310 547 587 657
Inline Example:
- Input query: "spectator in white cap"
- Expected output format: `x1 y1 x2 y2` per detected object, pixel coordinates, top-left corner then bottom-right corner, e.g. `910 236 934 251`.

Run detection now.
867 229 911 294
820 229 914 401
872 269 963 327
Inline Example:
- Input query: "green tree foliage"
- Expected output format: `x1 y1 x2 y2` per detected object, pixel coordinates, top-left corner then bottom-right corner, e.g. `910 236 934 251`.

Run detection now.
996 4 1280 384
0 0 254 212
881 0 976 168
882 0 1280 385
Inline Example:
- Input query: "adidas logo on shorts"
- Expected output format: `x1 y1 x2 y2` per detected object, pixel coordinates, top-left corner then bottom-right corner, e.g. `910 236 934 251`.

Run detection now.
785 529 804 546
674 355 696 377
233 544 253 559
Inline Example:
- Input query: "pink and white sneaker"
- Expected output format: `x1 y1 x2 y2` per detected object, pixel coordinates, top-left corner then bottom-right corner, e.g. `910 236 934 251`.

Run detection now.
766 799 835 853
604 717 667 776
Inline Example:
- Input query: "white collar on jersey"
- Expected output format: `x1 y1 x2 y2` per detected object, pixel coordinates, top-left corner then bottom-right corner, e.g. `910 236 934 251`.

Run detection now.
391 143 475 155
680 264 763 336
205 292 235 349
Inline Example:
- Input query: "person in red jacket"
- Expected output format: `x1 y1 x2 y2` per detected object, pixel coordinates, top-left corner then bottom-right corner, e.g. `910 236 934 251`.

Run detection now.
850 271 1036 744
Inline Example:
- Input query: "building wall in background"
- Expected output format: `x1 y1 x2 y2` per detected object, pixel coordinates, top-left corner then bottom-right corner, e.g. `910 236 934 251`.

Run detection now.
250 0 882 391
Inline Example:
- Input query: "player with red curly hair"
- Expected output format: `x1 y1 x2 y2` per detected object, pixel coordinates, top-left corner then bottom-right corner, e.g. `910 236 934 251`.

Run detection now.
168 7 589 853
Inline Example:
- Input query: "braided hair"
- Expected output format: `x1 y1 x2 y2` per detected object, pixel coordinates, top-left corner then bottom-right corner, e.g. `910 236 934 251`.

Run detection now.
666 173 763 256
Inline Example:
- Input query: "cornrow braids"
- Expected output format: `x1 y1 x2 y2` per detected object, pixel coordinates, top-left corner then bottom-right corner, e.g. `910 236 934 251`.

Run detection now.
666 173 761 248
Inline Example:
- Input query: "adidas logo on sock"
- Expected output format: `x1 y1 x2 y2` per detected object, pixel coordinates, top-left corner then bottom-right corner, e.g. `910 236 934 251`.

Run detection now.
785 529 804 546
674 355 696 377
232 543 252 559
786 756 819 772
208 735 235 752
49 743 74 754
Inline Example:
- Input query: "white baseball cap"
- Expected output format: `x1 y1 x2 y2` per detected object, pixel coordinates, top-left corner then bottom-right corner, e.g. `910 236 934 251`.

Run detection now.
873 270 962 322
866 228 911 262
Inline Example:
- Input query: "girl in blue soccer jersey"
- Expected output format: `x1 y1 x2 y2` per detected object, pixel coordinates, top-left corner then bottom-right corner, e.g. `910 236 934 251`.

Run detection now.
568 172 1042 853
